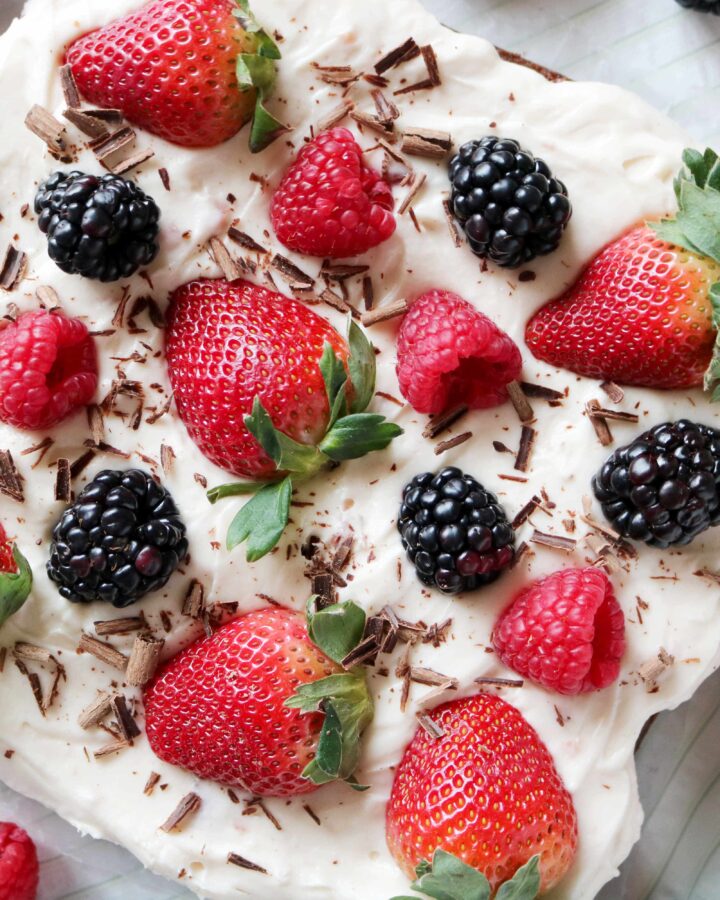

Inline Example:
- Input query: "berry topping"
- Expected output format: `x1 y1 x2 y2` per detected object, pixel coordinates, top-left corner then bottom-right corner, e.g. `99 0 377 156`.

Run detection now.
145 603 374 796
396 290 522 414
34 170 160 282
47 469 188 607
0 822 39 900
270 127 396 259
0 524 32 630
592 420 720 548
65 0 284 151
398 467 515 594
493 567 626 695
449 136 572 268
0 524 16 575
0 310 97 430
386 693 578 894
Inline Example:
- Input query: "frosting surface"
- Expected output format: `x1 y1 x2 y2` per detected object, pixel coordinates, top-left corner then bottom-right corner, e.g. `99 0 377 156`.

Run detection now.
0 0 718 898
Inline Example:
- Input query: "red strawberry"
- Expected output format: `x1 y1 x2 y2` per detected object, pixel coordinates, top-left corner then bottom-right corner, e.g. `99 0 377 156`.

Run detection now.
527 148 720 393
386 693 578 895
167 278 401 560
493 567 626 695
145 604 374 796
0 311 97 431
270 128 396 258
0 823 39 900
396 290 523 414
65 0 283 150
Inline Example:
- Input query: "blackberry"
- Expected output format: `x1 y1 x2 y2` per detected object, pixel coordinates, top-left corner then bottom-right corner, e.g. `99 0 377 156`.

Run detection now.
675 0 720 13
398 467 515 594
448 136 572 268
592 420 720 549
47 469 188 608
34 171 160 282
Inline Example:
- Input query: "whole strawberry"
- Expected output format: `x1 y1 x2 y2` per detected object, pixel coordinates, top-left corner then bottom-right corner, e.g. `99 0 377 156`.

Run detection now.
65 0 284 151
0 311 97 431
526 148 720 395
0 822 38 900
145 602 374 795
493 567 626 695
271 128 396 258
386 693 578 895
166 278 401 559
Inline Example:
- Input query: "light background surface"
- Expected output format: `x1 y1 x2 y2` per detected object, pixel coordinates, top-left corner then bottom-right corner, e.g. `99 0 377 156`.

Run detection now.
0 0 719 898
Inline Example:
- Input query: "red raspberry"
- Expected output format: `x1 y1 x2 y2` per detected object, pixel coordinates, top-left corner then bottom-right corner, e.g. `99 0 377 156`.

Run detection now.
493 567 626 695
0 524 17 574
396 290 522 414
0 311 97 431
0 822 39 900
270 127 396 259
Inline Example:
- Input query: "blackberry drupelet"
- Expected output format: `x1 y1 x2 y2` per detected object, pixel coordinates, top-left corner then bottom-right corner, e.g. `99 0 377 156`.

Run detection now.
592 420 720 549
675 0 720 13
398 467 515 594
34 171 160 282
448 136 572 268
47 469 188 607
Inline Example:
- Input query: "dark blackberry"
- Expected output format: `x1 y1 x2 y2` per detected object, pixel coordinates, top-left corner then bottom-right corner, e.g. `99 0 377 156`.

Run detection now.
47 469 188 608
34 170 160 282
592 420 720 549
675 0 720 13
448 136 572 268
398 467 516 594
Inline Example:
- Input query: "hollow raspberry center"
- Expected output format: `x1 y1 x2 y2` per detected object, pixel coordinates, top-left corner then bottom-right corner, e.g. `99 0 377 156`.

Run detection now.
443 354 510 408
585 585 624 690
46 341 88 389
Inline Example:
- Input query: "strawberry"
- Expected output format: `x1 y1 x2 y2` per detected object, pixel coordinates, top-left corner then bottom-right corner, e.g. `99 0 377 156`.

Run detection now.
65 0 285 151
145 600 374 796
166 278 401 559
386 693 578 895
0 525 32 631
526 147 720 395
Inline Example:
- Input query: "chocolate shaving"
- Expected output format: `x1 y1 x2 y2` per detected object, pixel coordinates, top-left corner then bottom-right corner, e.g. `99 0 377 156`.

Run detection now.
36 285 60 307
63 107 108 138
228 227 268 254
83 438 130 459
0 450 23 502
60 65 81 108
435 431 472 455
423 404 468 439
372 89 400 123
13 658 45 715
585 399 613 446
512 496 541 529
361 298 408 327
303 804 321 826
409 666 458 689
245 797 282 831
111 694 141 741
519 381 565 401
320 287 351 314
398 171 427 215
588 404 639 424
94 739 131 759
331 534 354 571
70 449 96 479
25 104 69 158
77 633 128 672
474 675 524 688
84 108 124 124
271 254 314 286
161 792 202 833
111 147 155 175
158 167 171 190
317 99 354 132
0 245 27 291
601 381 625 404
416 712 445 740
146 395 173 425
421 45 441 85
227 852 268 874
362 275 374 311
90 126 136 160
94 616 145 636
441 197 463 247
14 642 51 663
340 636 381 670
209 237 243 281
78 691 114 729
374 38 421 74
144 772 161 795
351 109 395 139
54 458 71 502
401 128 452 159
507 381 534 423
20 437 54 469
182 579 205 618
126 633 165 686
514 425 536 472
160 443 175 473
312 573 335 608
530 529 577 553
639 648 674 693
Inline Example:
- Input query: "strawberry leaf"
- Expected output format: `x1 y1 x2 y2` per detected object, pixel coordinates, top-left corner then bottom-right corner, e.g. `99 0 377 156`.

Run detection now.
207 481 266 503
704 282 720 400
233 0 281 60
320 343 349 427
495 856 541 900
0 545 32 629
306 598 367 664
347 320 376 414
319 414 403 461
650 219 702 256
676 179 720 264
226 476 292 561
244 397 326 476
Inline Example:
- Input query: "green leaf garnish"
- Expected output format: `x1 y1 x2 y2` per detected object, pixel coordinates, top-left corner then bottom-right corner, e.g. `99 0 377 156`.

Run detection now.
319 414 403 461
232 0 286 152
244 397 325 476
320 342 349 428
388 850 541 900
347 319 376 414
0 545 33 629
207 480 266 503
649 146 720 402
306 597 367 664
226 476 292 561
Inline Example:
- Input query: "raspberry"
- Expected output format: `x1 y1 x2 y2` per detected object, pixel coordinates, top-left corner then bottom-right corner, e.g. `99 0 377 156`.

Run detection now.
396 290 522 414
0 311 97 430
492 567 626 695
0 524 17 574
0 822 39 900
270 127 396 259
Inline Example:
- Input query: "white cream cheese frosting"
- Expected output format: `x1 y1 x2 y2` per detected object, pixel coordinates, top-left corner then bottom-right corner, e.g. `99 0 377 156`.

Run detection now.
0 0 718 898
